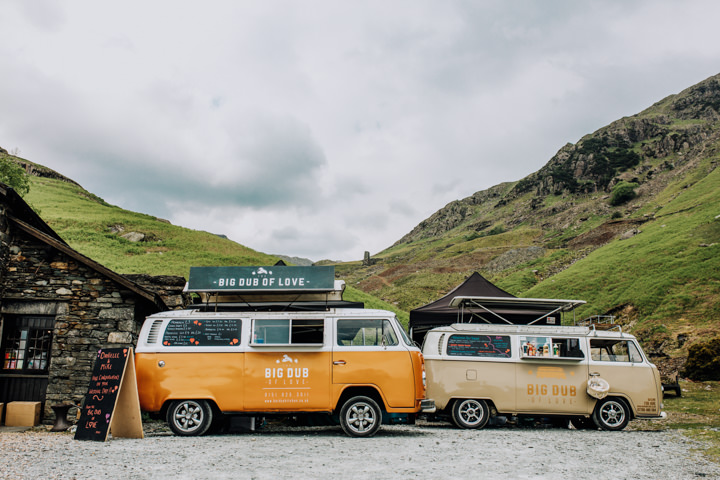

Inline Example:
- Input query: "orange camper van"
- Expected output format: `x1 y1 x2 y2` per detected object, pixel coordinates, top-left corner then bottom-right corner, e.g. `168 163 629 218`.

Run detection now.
135 266 434 437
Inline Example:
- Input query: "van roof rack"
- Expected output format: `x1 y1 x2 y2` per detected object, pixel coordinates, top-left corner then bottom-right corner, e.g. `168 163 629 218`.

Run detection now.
187 300 364 312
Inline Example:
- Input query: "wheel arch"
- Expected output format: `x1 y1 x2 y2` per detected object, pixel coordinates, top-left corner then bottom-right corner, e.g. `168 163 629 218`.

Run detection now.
446 397 497 415
161 397 221 419
594 395 635 420
335 386 386 412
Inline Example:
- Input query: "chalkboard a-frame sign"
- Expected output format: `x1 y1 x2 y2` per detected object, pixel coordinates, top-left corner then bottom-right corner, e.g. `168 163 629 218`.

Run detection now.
74 347 144 441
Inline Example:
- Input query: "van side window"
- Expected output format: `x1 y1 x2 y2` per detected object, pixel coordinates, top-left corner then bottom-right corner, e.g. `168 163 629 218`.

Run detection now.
553 338 584 358
519 336 584 358
252 319 324 345
590 339 642 363
446 334 511 358
337 319 398 347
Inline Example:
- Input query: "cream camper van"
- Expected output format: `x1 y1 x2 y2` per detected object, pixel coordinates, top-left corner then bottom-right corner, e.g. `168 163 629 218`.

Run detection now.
423 321 665 431
135 266 433 438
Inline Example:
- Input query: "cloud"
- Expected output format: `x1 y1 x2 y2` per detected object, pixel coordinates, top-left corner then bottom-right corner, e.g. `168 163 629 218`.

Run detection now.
2 0 720 262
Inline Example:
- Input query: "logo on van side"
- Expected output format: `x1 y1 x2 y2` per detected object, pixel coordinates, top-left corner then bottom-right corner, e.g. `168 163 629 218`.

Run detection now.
526 367 577 399
264 354 312 405
265 355 310 383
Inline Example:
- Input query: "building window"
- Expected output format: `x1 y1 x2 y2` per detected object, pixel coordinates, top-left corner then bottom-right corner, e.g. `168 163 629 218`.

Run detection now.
1 316 54 373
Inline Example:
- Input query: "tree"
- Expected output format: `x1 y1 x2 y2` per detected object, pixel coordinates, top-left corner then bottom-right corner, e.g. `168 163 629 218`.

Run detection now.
0 156 30 196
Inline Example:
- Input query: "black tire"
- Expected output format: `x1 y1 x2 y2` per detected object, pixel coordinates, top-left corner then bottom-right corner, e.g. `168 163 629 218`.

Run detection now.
451 399 490 429
592 398 630 431
166 400 214 436
339 396 382 437
569 416 596 430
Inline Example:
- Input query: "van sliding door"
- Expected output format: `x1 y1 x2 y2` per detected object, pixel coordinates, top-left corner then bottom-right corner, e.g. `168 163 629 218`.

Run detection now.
515 336 591 415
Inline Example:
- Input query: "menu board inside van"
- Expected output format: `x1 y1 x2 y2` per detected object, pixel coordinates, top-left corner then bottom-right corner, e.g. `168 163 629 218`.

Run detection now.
162 319 242 347
447 334 511 358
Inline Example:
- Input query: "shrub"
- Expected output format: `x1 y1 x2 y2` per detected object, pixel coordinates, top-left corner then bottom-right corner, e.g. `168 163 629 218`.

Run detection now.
487 225 505 236
682 338 720 381
0 156 30 196
609 181 638 206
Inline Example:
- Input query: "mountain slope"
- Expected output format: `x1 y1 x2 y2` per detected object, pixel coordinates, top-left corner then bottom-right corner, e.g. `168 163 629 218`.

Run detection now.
2 158 409 323
22 174 279 278
338 72 720 354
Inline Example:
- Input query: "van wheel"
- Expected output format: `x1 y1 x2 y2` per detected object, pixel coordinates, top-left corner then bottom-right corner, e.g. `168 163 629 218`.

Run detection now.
592 398 629 431
339 396 382 437
167 400 214 436
451 399 489 429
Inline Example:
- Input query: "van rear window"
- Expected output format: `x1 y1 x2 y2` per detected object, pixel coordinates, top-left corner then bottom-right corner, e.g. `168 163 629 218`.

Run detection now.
252 319 324 345
446 334 511 358
162 319 242 347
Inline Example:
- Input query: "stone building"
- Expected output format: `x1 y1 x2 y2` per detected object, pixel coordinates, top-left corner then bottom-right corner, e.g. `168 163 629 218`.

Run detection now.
0 183 170 422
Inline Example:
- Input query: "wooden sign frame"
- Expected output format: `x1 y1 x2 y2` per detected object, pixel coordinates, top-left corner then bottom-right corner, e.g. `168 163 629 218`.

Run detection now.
74 347 144 441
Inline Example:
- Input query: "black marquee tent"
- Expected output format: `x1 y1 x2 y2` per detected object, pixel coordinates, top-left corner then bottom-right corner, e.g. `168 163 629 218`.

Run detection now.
408 272 584 344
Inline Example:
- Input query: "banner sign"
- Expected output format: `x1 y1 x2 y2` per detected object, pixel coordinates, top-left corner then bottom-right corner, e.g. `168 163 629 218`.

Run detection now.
186 266 335 292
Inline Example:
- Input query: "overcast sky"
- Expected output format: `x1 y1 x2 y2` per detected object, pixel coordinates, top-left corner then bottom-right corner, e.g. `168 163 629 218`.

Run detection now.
1 1 719 262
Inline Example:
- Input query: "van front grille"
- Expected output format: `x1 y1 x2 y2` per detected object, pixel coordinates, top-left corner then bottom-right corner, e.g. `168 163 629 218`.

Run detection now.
146 319 164 344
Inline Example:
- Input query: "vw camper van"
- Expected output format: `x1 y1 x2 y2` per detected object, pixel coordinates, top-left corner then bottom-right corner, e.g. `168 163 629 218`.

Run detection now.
422 323 665 430
134 266 433 437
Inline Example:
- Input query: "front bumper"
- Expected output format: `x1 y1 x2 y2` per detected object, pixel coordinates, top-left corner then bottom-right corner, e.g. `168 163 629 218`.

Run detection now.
639 411 667 420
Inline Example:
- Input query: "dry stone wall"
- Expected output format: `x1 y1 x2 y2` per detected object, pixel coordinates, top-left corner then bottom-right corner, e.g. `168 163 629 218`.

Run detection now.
1 231 147 420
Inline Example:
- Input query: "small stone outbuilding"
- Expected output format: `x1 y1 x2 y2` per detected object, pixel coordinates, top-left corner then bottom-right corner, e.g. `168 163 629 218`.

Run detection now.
0 183 170 423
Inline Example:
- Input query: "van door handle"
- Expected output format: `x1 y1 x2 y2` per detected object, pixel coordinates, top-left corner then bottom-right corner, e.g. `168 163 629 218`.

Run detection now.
333 360 346 365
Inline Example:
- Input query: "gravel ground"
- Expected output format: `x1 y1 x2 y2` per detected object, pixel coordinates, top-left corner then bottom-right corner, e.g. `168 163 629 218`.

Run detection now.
1 420 719 480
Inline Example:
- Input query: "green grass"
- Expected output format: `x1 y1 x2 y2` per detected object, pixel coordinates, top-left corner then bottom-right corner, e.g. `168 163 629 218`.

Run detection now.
523 162 720 327
25 177 278 278
646 381 720 462
343 285 410 327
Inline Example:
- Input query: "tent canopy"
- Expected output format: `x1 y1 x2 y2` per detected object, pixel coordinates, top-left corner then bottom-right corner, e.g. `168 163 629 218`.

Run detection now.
409 272 584 344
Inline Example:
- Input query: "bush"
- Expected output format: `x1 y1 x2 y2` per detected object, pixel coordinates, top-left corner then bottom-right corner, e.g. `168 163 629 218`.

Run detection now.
682 338 720 381
609 181 638 206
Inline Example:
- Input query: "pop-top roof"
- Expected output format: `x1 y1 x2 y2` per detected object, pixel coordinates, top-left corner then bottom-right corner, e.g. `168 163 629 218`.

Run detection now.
449 296 586 311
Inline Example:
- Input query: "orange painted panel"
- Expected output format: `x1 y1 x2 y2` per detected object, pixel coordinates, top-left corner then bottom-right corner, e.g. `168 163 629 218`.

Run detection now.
135 353 244 412
243 351 332 412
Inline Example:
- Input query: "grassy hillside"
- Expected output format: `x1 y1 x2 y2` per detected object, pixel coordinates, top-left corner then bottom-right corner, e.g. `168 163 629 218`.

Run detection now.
20 173 410 324
338 73 720 357
25 175 279 278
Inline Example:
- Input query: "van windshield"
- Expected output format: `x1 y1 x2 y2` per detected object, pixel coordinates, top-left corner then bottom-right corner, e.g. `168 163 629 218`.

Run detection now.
395 319 414 347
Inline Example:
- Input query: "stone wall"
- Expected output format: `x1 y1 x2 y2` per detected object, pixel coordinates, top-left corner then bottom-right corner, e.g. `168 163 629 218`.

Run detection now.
124 273 190 310
1 230 150 421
